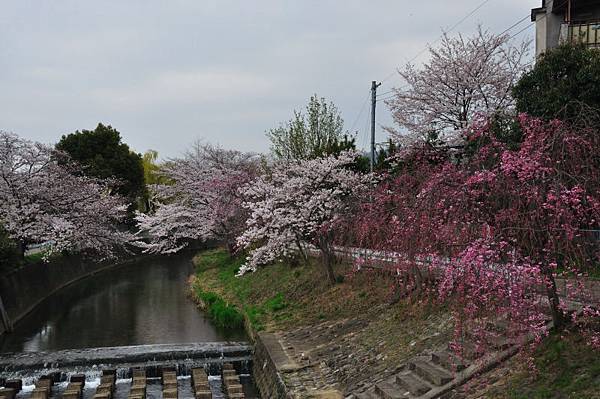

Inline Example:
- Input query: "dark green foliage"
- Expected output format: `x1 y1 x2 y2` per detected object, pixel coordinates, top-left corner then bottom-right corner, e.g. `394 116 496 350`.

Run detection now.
56 123 146 206
193 287 244 329
513 44 600 123
461 112 523 164
0 226 21 273
374 139 398 172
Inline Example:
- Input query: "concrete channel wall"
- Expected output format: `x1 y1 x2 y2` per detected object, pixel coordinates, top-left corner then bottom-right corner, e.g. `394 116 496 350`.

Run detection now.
252 332 293 399
0 253 155 337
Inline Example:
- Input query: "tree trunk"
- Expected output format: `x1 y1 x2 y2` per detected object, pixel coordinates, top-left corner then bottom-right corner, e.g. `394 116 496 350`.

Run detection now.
226 238 237 256
295 238 309 265
17 240 26 260
544 271 564 329
318 235 336 286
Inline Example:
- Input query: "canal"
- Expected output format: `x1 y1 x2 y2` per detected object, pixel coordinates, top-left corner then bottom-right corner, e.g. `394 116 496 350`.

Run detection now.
0 254 247 352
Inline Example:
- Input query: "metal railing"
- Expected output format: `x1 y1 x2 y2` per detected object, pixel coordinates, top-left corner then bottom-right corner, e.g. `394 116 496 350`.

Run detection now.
568 21 600 46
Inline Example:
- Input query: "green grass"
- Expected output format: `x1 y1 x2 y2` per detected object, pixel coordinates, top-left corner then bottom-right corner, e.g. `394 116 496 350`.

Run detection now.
192 249 294 330
487 331 600 399
191 247 397 332
24 251 46 264
192 285 244 329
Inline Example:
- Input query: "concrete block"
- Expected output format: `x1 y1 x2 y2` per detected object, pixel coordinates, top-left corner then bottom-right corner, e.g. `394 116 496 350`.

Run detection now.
4 380 21 392
97 384 113 396
0 388 15 399
132 369 146 379
101 374 116 385
30 388 49 399
222 363 234 371
224 375 240 386
70 374 86 386
35 379 52 390
92 394 111 399
129 386 145 397
195 390 212 399
62 392 81 399
226 383 243 394
222 369 236 377
163 388 178 399
67 381 84 391
193 382 210 391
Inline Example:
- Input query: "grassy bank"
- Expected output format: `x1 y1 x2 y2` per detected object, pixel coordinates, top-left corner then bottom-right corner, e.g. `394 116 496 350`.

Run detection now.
190 248 599 397
190 247 399 332
475 331 600 399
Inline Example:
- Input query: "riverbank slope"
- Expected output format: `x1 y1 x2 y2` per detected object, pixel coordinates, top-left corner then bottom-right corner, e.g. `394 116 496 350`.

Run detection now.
191 248 600 398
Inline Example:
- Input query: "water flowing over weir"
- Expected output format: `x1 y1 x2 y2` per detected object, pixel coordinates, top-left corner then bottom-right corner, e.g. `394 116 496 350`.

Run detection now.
0 343 258 398
0 254 260 398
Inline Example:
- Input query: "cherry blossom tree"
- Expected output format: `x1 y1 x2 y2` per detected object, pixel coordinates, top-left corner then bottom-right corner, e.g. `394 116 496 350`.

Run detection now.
0 132 135 258
237 151 371 285
136 143 259 254
353 114 600 350
386 27 530 145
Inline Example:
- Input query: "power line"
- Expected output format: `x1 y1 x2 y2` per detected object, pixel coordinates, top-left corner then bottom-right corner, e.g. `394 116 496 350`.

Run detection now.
498 15 531 37
381 0 497 83
348 91 371 133
509 22 534 40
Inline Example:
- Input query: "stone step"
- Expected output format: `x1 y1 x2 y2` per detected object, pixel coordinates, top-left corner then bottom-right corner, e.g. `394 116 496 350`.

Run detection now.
409 360 453 386
395 371 432 396
373 381 406 399
431 351 468 372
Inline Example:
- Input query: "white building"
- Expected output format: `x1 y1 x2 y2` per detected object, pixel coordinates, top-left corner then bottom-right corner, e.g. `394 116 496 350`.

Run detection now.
532 0 600 56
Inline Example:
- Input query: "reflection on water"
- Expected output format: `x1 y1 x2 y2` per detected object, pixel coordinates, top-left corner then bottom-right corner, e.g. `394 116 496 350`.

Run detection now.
0 254 247 353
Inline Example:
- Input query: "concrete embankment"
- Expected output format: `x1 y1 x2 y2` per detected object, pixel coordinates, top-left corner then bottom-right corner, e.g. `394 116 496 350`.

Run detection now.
0 253 158 337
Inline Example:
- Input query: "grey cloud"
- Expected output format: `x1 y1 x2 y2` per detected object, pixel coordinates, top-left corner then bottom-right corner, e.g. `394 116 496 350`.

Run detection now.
0 0 539 158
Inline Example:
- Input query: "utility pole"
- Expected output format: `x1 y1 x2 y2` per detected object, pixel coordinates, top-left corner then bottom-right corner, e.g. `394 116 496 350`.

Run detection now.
370 80 382 172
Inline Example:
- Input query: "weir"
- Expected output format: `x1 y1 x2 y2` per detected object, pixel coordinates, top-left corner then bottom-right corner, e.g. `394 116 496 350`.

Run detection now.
0 342 258 399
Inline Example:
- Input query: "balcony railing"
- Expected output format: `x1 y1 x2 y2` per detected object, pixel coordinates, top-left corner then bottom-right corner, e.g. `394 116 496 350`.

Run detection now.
566 21 600 46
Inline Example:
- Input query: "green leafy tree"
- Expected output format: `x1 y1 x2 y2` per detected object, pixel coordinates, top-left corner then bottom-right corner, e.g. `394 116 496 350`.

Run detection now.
142 150 164 186
56 124 146 207
268 95 356 161
513 44 600 122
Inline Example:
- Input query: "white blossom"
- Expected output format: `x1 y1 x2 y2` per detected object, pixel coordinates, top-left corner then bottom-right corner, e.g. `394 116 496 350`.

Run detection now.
237 151 370 275
0 131 134 258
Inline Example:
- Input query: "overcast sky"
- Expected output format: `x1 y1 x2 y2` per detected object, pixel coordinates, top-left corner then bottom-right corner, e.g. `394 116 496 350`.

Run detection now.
0 0 540 158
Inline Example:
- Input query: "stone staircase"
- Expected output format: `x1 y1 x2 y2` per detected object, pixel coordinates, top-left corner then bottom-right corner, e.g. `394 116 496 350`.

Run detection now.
352 297 591 399
352 335 524 399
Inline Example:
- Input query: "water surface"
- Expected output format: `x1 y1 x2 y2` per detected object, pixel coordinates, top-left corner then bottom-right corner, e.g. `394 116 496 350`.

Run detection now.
0 254 246 352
